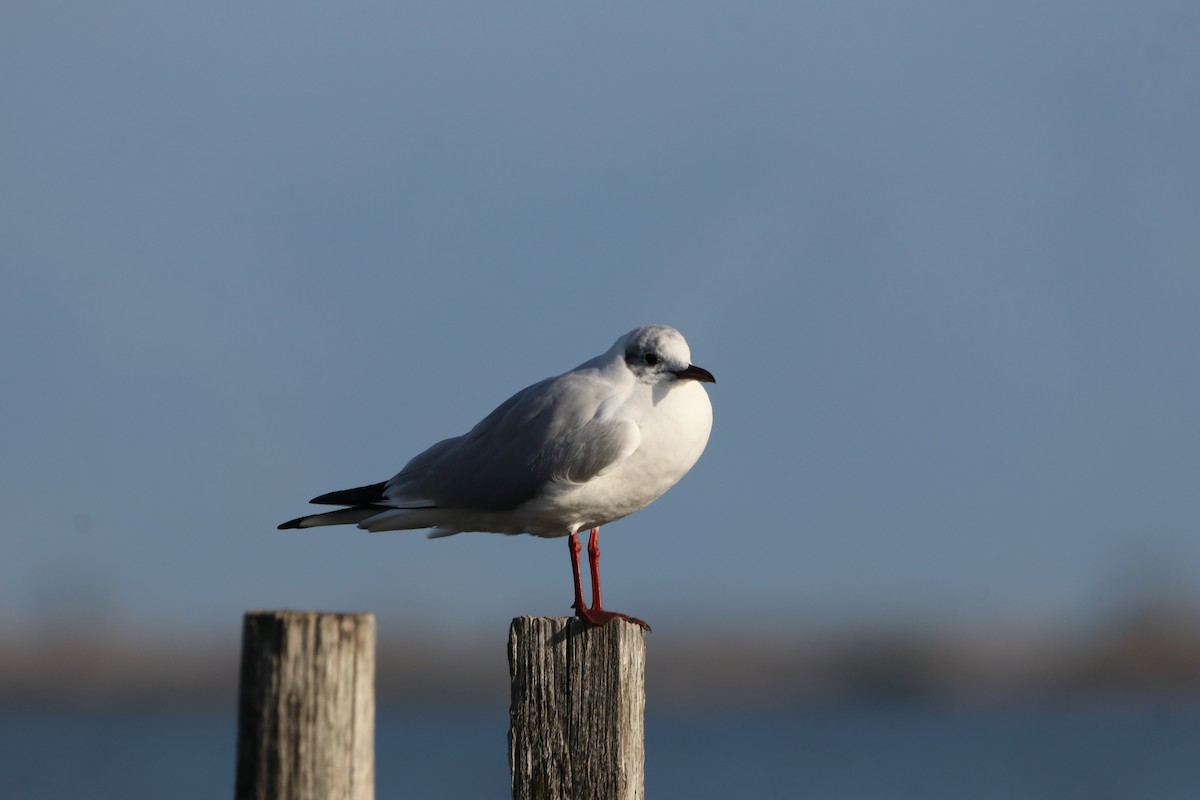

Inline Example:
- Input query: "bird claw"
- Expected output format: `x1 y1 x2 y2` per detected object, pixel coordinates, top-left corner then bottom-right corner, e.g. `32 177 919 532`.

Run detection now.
572 602 651 632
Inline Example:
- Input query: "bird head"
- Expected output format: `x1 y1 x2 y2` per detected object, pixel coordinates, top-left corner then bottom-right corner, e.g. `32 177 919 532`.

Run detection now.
619 325 716 386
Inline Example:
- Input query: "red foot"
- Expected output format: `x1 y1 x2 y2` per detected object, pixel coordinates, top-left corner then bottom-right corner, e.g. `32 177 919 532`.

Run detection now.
572 601 651 631
568 528 651 632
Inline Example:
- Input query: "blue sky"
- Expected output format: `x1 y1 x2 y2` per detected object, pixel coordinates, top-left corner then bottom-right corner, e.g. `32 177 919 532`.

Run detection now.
3 2 1198 640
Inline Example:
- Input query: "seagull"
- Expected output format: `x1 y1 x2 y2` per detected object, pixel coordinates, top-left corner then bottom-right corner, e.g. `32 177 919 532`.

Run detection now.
279 324 715 630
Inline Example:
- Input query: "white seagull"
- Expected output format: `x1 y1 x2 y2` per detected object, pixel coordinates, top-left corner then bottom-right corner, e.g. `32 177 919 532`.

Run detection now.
280 324 715 630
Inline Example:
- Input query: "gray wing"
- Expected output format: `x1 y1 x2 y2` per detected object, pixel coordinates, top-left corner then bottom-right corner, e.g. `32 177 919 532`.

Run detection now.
382 372 639 512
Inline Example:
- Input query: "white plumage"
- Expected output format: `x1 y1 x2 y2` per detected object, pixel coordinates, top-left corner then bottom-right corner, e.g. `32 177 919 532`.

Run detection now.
279 324 715 629
281 324 713 538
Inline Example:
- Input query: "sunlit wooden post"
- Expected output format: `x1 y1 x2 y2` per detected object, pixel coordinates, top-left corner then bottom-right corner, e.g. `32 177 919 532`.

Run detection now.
508 616 646 800
235 610 375 800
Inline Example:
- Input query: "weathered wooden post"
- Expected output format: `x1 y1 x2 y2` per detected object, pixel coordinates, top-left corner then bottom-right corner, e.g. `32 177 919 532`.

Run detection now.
235 610 375 800
508 616 647 800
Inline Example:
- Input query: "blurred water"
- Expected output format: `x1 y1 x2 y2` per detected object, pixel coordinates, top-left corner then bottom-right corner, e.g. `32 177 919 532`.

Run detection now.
1 701 1197 799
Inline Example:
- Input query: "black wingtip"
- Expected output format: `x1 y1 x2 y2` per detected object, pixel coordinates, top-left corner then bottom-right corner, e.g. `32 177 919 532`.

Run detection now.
278 517 305 530
310 480 388 506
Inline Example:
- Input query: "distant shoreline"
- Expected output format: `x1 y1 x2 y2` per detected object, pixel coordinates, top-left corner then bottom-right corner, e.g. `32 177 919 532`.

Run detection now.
4 613 1198 708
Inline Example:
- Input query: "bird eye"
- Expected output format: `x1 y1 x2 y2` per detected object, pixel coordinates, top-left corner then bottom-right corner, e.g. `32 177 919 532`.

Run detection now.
644 353 659 366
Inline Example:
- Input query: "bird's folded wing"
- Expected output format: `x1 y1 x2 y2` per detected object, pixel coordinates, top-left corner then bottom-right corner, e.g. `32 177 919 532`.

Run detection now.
381 373 637 512
532 417 640 484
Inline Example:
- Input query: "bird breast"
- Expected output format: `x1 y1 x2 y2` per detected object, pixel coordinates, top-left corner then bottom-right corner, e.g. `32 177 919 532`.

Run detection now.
531 379 713 532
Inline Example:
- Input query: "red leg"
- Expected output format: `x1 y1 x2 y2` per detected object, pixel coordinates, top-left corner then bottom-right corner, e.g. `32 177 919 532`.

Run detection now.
587 527 603 610
567 527 650 632
569 531 588 615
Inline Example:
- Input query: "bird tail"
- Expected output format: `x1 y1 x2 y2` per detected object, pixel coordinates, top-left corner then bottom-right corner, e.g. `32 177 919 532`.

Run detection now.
277 507 382 530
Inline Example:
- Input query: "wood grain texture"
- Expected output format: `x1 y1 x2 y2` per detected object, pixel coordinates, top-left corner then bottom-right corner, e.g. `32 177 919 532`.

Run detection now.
509 616 646 800
235 610 375 800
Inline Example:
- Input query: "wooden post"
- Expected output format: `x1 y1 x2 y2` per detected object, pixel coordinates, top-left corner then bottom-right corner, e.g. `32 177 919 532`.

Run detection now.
235 610 375 800
508 616 646 800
